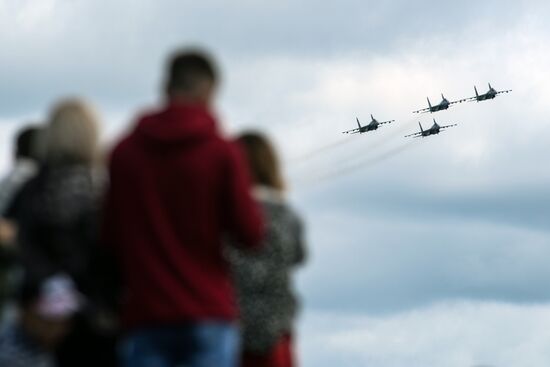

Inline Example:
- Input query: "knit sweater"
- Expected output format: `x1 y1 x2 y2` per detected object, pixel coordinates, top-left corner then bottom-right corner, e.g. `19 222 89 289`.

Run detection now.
227 186 306 353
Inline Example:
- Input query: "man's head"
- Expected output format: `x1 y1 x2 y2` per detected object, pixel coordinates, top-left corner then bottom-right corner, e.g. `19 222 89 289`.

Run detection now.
164 49 218 105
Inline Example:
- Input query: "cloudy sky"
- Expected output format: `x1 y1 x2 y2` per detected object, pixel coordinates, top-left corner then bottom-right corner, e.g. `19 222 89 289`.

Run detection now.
1 0 550 366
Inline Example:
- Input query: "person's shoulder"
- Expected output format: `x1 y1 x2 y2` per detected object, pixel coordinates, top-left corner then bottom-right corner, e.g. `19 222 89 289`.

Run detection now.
218 137 247 161
198 136 242 167
255 191 300 227
108 122 147 166
269 198 303 230
110 108 161 153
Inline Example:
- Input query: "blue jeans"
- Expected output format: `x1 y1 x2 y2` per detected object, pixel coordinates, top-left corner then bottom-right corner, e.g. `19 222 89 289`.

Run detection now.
119 322 239 367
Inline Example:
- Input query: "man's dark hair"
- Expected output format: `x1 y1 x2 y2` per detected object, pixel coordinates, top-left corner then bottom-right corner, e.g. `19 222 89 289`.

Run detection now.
14 125 41 161
166 49 218 94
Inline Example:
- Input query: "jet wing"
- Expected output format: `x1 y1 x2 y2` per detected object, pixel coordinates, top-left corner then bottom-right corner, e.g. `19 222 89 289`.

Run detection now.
462 95 479 102
412 107 431 114
404 131 422 138
342 128 361 134
440 123 458 130
448 98 469 105
496 89 512 95
379 119 395 125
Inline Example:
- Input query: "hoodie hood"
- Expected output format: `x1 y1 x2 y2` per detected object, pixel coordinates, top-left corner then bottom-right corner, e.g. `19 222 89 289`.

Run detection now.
134 102 218 146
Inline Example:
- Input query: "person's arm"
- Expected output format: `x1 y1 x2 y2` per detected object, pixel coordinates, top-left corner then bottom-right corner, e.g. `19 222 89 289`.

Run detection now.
222 143 264 249
292 215 307 265
0 219 16 248
0 219 17 268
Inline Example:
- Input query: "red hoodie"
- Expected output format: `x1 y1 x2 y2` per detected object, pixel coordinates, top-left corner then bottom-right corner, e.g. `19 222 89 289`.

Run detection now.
103 102 263 330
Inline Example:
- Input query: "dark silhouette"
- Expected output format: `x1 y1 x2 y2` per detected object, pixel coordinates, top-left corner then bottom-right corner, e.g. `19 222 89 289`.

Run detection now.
0 125 43 317
0 125 42 216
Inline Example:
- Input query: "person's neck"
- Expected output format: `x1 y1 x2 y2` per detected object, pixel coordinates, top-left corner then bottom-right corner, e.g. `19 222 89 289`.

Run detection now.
167 92 210 107
253 185 286 203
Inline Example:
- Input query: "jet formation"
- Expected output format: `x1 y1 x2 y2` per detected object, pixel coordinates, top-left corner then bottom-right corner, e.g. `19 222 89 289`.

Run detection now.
341 82 512 139
412 83 512 114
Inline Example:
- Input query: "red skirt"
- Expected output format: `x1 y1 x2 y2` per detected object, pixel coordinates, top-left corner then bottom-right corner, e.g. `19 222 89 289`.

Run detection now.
241 334 294 367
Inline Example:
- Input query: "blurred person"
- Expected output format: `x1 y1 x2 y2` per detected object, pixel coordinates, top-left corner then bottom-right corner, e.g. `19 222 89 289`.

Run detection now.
0 218 17 317
103 49 263 367
0 125 42 216
0 218 18 322
229 132 306 367
5 99 117 367
0 274 81 367
0 125 43 314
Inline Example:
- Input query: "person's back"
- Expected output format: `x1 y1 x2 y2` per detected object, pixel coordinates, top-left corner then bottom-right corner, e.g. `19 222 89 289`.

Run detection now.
6 101 102 299
5 100 118 367
104 49 263 367
228 133 306 367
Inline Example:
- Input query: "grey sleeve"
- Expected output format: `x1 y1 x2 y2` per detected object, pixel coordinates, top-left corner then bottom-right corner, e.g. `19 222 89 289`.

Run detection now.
291 212 307 266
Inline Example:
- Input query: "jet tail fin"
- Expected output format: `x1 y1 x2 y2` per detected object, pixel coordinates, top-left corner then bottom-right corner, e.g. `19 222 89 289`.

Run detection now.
419 122 424 133
474 85 479 97
427 97 432 109
356 117 362 129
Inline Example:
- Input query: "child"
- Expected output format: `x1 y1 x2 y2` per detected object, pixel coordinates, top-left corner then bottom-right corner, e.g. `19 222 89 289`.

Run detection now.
0 274 81 367
229 132 306 367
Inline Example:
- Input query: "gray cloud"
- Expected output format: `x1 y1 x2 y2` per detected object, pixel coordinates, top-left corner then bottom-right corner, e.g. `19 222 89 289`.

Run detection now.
0 0 546 116
296 209 550 314
299 302 550 367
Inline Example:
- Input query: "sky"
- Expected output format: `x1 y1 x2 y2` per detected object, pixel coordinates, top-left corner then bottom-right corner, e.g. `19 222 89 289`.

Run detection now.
1 0 550 366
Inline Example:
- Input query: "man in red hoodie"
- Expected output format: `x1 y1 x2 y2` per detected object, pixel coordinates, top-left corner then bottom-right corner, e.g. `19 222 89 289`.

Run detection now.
103 49 264 367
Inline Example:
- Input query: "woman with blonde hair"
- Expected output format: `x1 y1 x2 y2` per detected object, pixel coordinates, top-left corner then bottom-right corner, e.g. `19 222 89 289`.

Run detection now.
42 99 100 165
5 99 117 367
229 132 307 367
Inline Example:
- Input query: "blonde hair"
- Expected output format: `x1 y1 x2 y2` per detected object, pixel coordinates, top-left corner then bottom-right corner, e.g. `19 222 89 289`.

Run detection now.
44 99 100 165
237 132 285 191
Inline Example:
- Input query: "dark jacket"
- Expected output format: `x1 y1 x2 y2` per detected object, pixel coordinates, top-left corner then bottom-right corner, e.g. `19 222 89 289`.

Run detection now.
6 163 102 298
228 186 306 353
103 102 263 330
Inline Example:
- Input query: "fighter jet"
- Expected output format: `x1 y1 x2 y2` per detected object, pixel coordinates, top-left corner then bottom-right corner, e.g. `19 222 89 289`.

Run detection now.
413 94 465 114
405 119 458 138
342 115 395 135
464 83 512 102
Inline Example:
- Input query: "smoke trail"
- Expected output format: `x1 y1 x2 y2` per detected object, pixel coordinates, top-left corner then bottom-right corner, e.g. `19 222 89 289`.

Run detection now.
293 139 419 190
288 135 356 164
287 118 416 169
